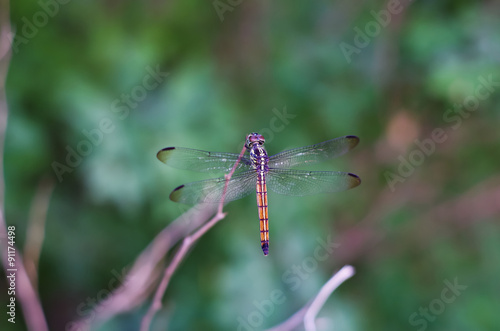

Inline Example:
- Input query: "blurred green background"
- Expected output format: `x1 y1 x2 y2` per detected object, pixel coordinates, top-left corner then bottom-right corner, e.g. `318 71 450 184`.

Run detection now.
2 0 500 330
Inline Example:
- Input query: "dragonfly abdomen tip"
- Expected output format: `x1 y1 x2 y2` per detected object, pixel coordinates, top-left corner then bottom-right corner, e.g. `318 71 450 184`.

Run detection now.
262 243 269 256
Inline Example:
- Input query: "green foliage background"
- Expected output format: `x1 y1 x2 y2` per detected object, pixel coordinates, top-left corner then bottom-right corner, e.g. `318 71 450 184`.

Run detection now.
2 0 500 330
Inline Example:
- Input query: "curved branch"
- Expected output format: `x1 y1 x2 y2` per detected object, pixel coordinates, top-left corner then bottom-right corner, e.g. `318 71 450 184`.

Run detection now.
140 144 247 331
266 265 355 331
304 265 355 331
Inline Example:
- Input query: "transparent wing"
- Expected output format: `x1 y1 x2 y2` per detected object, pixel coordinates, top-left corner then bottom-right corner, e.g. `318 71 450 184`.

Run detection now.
157 147 252 173
268 135 359 169
266 168 361 196
169 170 257 204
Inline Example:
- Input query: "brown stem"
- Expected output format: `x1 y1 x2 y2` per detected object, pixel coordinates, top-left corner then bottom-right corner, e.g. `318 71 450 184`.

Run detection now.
266 266 355 331
140 144 247 331
23 178 54 290
0 2 49 330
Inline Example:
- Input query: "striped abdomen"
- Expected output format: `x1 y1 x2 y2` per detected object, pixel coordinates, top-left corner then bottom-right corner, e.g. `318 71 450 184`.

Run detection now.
256 172 269 255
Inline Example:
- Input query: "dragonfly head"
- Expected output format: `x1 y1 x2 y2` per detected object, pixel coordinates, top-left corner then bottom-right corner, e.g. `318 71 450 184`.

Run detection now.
245 132 265 148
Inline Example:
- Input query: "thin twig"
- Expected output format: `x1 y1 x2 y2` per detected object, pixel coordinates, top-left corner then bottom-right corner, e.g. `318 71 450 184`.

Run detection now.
0 2 49 330
0 211 49 331
24 178 54 290
304 265 355 331
71 203 218 330
266 265 355 331
0 0 12 206
140 144 247 331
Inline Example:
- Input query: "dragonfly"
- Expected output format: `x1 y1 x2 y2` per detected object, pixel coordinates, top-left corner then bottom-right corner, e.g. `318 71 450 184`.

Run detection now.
157 133 361 256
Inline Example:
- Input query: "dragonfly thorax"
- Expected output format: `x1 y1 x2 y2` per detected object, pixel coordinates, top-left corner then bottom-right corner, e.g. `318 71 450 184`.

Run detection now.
246 133 269 172
249 144 269 173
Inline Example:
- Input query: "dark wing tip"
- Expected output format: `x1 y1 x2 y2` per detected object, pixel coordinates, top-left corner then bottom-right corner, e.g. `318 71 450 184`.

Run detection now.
157 147 176 163
169 184 185 202
345 135 360 149
348 173 361 187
